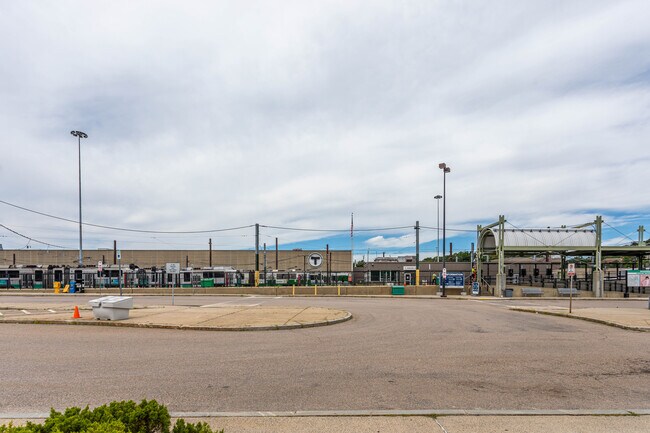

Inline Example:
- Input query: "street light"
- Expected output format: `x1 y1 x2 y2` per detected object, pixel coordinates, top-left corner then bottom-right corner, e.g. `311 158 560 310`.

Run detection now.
438 163 450 297
70 130 88 267
434 194 442 262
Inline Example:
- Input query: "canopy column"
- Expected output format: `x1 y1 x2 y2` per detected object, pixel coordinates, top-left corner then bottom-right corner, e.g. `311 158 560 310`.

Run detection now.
593 216 604 298
495 215 506 297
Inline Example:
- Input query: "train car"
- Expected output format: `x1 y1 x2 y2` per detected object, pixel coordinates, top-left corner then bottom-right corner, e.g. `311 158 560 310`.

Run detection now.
194 267 239 287
270 270 299 286
0 267 21 288
69 267 98 291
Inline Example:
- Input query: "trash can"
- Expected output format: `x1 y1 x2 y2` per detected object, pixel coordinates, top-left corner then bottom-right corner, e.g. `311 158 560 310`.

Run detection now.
69 281 76 293
89 296 133 320
392 285 405 295
504 288 514 298
201 278 215 288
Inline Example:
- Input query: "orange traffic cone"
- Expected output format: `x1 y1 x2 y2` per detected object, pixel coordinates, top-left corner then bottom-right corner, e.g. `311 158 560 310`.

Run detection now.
73 306 81 319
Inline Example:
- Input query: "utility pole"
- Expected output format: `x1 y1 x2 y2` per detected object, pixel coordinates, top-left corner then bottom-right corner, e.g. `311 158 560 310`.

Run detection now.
415 220 420 285
209 238 212 267
255 223 259 286
326 244 330 284
439 163 450 297
263 242 267 285
350 213 354 285
435 195 442 261
275 237 279 270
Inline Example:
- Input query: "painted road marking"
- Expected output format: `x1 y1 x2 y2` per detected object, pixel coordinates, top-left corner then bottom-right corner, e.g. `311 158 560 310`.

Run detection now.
201 303 261 308
48 309 56 313
468 299 509 308
21 310 31 315
200 299 241 307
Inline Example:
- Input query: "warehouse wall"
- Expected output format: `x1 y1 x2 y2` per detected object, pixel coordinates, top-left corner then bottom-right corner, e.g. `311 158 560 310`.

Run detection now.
0 249 352 272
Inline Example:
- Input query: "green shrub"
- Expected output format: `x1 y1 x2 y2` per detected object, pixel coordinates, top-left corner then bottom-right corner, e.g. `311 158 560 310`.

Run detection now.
0 401 221 433
172 420 220 433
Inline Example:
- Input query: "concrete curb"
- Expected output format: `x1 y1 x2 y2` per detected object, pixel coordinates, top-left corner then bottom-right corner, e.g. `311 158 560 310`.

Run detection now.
2 292 647 301
3 409 649 419
510 307 650 332
0 311 352 332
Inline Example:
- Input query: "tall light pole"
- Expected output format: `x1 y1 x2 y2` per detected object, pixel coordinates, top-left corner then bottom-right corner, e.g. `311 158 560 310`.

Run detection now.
71 130 88 267
434 194 442 262
438 163 450 297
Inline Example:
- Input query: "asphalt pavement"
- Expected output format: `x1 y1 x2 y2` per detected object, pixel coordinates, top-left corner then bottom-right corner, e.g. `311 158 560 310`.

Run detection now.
1 295 648 415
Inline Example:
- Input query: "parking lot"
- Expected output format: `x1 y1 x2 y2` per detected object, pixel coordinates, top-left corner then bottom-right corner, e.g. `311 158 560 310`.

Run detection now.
1 295 649 414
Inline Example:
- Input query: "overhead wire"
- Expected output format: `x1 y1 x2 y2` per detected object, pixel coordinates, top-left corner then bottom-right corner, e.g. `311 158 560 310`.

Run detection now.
260 224 413 232
0 224 69 249
0 199 255 234
603 221 637 244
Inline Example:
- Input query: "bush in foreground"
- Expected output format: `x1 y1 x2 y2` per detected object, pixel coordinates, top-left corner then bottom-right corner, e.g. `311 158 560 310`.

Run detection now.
0 400 222 433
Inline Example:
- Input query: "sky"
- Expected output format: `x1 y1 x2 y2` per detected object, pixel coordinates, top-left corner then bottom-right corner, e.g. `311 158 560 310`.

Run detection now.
1 0 649 261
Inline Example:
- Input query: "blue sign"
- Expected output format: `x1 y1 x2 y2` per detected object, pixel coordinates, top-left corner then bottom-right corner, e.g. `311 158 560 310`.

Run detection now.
445 272 465 288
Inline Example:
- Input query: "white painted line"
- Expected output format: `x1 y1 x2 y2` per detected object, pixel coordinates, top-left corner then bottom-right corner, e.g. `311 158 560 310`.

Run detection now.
21 310 31 315
201 303 261 308
48 309 56 313
200 300 240 307
0 312 3 316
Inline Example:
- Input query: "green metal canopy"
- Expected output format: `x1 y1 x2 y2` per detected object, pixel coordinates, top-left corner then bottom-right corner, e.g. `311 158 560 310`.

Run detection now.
476 215 649 298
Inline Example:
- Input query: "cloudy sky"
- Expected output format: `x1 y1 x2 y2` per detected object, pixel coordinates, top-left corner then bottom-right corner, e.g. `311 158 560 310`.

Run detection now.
1 0 649 260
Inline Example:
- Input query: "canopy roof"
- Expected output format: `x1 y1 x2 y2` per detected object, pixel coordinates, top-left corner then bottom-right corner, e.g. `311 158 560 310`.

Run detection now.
481 228 597 251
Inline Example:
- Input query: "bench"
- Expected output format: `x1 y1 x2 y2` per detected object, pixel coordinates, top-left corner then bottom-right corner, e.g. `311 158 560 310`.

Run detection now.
557 287 579 297
521 288 543 297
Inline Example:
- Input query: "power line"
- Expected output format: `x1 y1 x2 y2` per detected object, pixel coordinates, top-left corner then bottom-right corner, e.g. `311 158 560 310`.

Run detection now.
0 199 254 234
260 224 413 232
0 224 69 249
420 226 475 233
603 221 637 244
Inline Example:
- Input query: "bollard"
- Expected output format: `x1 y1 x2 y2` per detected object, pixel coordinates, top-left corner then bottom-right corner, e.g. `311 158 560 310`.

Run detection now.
338 284 341 296
292 285 295 297
314 285 317 296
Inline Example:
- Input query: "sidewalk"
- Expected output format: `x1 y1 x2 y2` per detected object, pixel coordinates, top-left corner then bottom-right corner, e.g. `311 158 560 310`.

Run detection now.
510 306 650 331
199 414 650 433
5 415 650 433
0 304 352 331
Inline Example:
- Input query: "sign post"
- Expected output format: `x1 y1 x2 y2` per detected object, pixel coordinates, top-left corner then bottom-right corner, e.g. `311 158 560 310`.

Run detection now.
98 261 103 294
567 263 575 313
117 250 122 296
626 270 650 309
166 263 180 305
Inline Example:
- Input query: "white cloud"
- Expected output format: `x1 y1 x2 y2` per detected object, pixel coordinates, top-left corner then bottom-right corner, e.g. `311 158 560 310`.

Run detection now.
1 0 649 251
